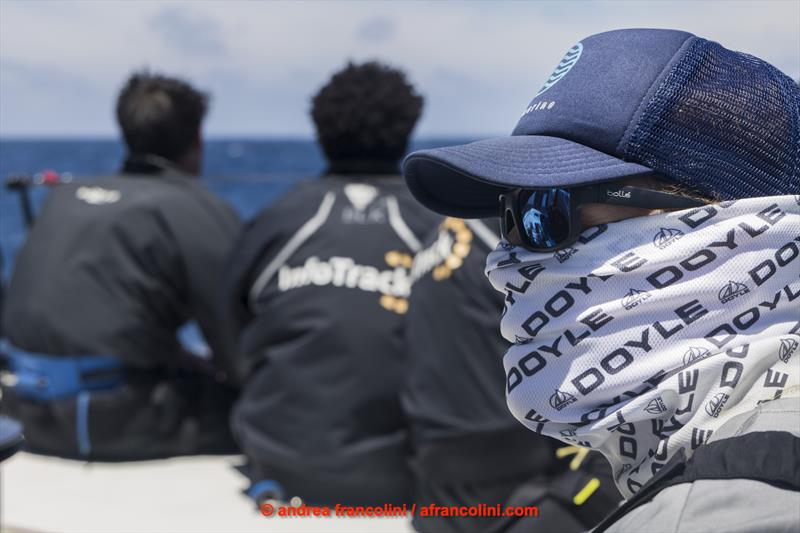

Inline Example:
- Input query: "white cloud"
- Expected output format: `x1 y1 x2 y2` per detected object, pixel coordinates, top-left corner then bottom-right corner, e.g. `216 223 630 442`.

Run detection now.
357 16 396 44
150 7 228 57
1 0 797 137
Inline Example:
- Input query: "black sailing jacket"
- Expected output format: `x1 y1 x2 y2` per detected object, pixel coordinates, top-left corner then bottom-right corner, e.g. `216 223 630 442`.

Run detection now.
224 171 439 505
2 161 241 459
403 217 561 480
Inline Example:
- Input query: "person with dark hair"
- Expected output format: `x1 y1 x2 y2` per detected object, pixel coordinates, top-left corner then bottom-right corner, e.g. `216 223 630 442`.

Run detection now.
224 61 438 505
403 29 799 532
116 71 207 174
1 71 241 459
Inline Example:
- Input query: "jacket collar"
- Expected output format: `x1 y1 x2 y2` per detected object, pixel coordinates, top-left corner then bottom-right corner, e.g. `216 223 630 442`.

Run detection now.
121 154 189 177
324 159 400 176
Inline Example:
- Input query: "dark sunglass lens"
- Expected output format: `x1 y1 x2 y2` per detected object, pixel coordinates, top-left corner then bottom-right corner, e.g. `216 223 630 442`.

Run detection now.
520 189 571 249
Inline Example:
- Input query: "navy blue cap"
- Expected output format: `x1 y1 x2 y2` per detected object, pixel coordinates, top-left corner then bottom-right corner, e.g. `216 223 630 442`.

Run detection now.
404 28 800 217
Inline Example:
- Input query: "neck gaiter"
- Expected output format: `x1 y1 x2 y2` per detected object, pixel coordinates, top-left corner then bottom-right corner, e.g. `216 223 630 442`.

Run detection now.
486 195 800 497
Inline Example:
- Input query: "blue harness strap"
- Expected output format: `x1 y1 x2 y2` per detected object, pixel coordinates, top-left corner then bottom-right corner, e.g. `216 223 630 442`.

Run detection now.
3 348 124 458
0 416 24 462
6 349 123 402
76 391 92 456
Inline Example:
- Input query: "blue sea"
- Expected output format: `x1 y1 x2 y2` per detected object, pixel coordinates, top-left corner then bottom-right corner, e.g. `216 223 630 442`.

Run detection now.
0 138 472 278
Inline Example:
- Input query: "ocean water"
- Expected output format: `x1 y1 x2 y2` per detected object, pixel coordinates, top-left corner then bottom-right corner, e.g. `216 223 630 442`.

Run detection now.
0 138 472 276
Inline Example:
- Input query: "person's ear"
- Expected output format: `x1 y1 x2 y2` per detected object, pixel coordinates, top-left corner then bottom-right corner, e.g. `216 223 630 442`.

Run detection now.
177 132 203 175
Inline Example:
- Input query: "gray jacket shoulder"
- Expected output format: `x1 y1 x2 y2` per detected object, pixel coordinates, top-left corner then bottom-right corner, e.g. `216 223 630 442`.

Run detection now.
603 397 800 533
606 478 799 533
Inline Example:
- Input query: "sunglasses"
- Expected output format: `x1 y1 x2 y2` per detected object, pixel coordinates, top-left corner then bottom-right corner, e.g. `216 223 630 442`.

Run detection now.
500 183 706 252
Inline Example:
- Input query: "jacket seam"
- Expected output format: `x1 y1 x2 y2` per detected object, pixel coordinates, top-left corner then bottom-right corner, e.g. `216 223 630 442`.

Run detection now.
672 483 695 532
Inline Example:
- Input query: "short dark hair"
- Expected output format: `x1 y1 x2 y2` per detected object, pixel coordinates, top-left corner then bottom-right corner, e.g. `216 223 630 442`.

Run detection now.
116 71 208 161
311 61 424 162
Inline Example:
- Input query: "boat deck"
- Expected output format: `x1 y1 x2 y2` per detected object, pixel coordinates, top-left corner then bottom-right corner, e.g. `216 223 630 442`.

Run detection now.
1 452 413 532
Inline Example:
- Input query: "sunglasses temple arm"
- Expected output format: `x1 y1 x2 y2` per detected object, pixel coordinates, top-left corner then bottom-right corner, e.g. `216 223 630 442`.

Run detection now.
596 185 706 209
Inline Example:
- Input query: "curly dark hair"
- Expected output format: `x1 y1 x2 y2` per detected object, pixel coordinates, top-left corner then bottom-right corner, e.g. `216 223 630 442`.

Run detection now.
116 71 208 161
311 61 424 163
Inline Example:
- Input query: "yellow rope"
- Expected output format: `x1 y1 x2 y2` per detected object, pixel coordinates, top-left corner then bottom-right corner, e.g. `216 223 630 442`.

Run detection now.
555 445 591 471
573 477 601 506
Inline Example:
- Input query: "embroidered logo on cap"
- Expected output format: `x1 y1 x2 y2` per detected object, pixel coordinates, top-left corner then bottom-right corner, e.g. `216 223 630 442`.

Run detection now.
535 42 583 97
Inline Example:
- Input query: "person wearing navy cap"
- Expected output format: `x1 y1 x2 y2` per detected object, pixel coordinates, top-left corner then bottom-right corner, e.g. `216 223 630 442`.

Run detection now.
403 29 799 532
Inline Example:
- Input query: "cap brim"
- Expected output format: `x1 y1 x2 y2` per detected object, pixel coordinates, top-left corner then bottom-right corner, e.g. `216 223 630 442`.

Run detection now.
403 135 653 218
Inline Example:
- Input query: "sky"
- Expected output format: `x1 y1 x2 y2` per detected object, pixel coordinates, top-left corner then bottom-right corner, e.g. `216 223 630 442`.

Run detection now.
1 0 798 138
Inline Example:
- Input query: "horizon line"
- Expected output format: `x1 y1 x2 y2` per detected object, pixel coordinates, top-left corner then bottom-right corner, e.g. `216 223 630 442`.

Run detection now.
0 134 500 142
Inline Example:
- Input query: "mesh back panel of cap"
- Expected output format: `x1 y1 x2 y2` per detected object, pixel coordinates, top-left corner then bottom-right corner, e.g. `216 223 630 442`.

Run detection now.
624 38 800 200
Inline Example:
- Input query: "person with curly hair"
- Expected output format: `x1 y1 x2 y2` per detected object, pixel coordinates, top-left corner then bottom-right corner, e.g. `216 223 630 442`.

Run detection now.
223 61 439 506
